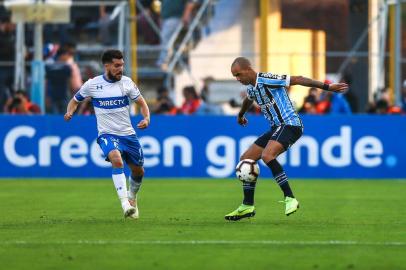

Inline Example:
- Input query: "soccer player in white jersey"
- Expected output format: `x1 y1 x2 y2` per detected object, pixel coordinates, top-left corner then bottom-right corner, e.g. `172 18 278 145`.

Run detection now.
225 57 348 221
64 50 150 219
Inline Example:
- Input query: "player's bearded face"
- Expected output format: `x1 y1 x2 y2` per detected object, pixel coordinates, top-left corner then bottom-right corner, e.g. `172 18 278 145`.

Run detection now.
107 59 124 82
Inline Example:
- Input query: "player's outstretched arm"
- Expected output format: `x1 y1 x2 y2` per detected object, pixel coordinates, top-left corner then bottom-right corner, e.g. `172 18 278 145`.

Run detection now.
64 98 79 121
135 96 150 129
237 97 253 126
290 76 348 93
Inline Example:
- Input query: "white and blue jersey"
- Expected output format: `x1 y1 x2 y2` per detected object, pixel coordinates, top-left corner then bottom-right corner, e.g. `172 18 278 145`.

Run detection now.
74 75 141 136
74 75 144 166
247 72 302 128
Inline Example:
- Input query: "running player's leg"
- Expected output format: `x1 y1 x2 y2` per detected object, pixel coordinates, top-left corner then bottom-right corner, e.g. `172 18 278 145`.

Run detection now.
127 164 143 219
108 149 135 218
98 135 134 218
261 125 302 215
121 134 144 218
127 164 144 204
239 144 263 206
225 140 263 221
262 140 293 197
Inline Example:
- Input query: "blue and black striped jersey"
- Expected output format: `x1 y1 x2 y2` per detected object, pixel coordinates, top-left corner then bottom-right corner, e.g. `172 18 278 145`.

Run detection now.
247 72 303 128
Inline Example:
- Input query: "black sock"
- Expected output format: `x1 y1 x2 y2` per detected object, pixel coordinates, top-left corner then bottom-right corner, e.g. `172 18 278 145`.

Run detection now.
242 181 256 205
266 159 294 198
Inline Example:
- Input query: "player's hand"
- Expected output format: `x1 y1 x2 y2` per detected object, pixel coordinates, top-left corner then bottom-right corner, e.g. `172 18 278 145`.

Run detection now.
237 115 248 126
137 118 150 129
328 83 348 93
64 112 73 121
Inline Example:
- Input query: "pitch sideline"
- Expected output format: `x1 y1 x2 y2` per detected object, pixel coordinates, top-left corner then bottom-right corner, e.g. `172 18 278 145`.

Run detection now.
0 240 404 246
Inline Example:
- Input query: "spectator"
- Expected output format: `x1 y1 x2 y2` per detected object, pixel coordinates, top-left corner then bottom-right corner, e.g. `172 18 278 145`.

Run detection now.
223 90 260 115
0 86 12 113
329 92 352 114
0 16 15 104
77 98 95 115
180 85 201 114
340 73 358 112
60 42 83 94
137 0 160 45
371 87 402 114
43 43 60 64
199 76 213 103
315 91 351 115
45 48 73 114
379 87 391 104
156 0 198 69
6 90 41 115
196 76 223 115
299 87 319 114
315 92 331 114
366 101 377 113
44 23 72 45
375 99 389 114
402 87 406 113
153 86 175 114
98 5 113 46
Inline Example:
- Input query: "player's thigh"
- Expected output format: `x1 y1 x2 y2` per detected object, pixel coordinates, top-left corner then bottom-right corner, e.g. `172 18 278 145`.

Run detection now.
240 143 263 161
121 135 144 167
263 125 303 159
273 125 303 150
108 149 124 167
262 140 285 161
241 130 275 161
97 134 124 166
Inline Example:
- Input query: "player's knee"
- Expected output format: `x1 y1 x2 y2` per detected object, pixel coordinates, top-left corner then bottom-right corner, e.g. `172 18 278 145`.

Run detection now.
239 154 247 161
131 166 144 177
240 153 255 161
261 151 277 164
111 158 124 168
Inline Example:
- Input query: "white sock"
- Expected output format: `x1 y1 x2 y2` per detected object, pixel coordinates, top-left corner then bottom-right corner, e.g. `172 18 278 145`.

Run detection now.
112 168 128 206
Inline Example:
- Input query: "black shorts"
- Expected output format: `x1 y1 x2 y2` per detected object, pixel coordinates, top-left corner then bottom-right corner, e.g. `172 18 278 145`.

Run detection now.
254 125 303 150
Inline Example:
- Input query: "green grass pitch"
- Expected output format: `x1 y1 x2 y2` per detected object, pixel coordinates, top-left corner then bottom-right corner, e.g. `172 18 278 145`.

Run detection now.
0 179 405 270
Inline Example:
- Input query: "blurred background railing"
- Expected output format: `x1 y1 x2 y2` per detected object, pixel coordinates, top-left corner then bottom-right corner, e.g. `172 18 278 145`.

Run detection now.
0 0 405 116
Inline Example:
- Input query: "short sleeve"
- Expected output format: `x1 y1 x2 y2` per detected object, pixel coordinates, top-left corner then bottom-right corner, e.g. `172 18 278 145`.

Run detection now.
74 80 91 102
257 73 290 87
246 86 255 100
126 80 141 101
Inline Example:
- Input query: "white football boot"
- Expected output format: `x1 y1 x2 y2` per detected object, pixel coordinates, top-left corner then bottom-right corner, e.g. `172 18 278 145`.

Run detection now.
127 191 139 219
122 200 136 218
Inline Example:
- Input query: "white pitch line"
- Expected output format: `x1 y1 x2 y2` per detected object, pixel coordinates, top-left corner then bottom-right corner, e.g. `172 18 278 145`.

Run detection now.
0 240 405 246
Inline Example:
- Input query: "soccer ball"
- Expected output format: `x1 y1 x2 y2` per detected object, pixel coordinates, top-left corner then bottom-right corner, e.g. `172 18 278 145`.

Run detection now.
235 159 260 182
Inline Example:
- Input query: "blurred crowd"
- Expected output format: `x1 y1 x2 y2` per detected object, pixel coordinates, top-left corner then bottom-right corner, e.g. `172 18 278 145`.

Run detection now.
1 1 406 116
148 76 406 116
0 0 210 115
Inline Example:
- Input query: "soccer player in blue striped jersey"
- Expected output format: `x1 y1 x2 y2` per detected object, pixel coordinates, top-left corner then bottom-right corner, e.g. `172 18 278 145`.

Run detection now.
64 49 150 219
225 57 348 221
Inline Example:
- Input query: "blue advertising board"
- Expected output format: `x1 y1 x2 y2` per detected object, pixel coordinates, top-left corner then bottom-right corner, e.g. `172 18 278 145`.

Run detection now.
0 115 405 178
